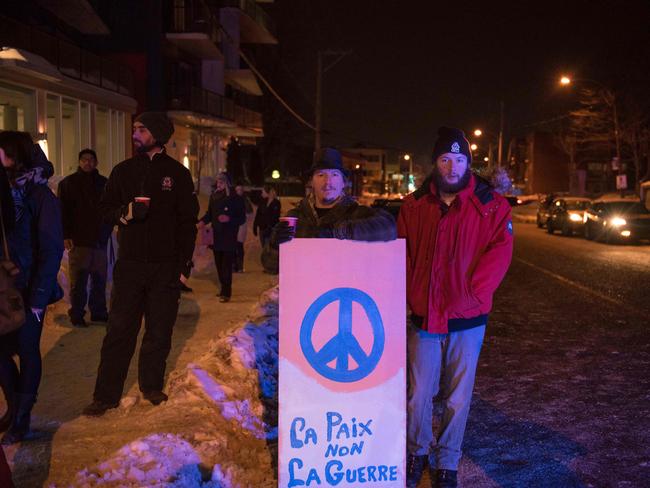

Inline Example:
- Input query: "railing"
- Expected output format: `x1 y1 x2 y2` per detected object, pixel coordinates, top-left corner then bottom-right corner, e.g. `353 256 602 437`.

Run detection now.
234 104 262 129
168 0 221 45
218 0 277 38
0 14 135 97
168 84 234 121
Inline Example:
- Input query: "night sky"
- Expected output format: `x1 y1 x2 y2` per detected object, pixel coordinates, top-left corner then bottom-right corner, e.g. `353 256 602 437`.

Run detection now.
256 0 650 159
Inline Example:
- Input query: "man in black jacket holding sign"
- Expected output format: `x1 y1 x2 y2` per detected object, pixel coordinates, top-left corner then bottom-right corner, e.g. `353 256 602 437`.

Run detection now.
83 112 199 416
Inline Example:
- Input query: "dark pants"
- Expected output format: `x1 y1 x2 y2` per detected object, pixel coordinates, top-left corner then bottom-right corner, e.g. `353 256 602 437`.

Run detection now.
213 250 234 297
0 307 44 396
234 242 245 272
68 246 108 320
259 229 271 249
93 260 180 403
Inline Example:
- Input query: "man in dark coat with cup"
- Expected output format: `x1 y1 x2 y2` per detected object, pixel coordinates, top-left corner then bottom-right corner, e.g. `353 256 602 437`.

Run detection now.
83 112 199 416
261 147 396 273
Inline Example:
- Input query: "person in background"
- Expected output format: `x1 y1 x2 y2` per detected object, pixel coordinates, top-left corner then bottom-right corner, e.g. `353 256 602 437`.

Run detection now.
57 149 112 327
198 173 245 302
253 184 280 248
233 184 253 273
82 112 198 416
0 131 64 445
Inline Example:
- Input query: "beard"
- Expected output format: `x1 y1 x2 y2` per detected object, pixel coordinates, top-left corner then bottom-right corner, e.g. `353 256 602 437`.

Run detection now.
433 166 471 194
134 141 159 153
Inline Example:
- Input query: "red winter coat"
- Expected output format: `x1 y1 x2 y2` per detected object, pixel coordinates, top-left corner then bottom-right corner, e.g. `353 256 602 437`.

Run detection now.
397 174 513 333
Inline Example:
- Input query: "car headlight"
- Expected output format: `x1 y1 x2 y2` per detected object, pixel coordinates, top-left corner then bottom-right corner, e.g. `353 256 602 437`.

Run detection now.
569 213 582 222
611 217 626 226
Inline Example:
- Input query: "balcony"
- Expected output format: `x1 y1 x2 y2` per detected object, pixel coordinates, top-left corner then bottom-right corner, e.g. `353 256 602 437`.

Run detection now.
166 0 223 59
0 14 134 96
167 85 235 127
217 0 277 44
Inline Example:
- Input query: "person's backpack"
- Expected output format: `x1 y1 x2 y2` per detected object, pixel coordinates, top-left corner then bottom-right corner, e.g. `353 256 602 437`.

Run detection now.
0 199 25 336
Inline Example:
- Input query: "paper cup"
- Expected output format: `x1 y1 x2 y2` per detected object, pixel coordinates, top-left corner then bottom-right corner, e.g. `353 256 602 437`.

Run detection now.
135 197 151 207
280 216 298 230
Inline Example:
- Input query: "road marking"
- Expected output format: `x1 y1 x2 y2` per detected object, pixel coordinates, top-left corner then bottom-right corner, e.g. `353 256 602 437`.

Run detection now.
515 257 628 309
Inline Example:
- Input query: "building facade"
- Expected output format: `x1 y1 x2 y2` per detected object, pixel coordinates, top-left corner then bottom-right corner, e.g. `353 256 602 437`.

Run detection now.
0 11 137 176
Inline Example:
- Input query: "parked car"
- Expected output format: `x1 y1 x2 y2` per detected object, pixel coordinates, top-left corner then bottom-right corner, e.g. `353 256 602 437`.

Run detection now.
371 198 404 219
584 200 650 243
536 193 568 228
546 197 591 236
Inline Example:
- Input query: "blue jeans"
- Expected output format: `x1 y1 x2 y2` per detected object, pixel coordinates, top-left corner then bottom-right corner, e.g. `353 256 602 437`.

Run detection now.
407 324 486 470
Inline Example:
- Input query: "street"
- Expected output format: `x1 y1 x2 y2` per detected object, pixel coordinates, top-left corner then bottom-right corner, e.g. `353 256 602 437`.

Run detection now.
455 223 650 487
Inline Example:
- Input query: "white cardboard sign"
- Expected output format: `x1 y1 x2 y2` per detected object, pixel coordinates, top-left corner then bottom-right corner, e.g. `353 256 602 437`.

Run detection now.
279 238 406 487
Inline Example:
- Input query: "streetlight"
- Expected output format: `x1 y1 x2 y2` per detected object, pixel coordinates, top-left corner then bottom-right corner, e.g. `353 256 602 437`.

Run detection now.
470 143 478 151
473 129 482 137
559 75 621 160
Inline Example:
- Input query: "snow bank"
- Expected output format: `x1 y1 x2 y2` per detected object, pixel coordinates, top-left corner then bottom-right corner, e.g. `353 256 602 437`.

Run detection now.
75 434 203 487
74 286 280 487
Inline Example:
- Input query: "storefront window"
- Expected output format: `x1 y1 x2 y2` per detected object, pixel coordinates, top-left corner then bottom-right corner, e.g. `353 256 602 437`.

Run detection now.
95 106 109 168
80 102 90 150
0 81 36 133
62 98 80 175
46 94 61 173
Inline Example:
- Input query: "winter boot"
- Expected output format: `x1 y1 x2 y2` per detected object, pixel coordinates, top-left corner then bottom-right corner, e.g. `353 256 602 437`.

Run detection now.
406 454 428 488
433 469 458 488
1 393 36 445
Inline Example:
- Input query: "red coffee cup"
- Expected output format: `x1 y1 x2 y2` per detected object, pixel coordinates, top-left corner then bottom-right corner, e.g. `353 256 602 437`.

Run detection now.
135 196 151 207
280 216 298 230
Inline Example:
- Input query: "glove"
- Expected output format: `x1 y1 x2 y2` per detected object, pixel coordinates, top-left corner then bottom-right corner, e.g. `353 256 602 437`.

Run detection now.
317 224 349 239
269 221 295 248
120 200 148 224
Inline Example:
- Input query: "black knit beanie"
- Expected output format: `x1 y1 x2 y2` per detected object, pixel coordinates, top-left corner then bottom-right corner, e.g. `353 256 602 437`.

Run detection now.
134 112 175 145
432 126 472 165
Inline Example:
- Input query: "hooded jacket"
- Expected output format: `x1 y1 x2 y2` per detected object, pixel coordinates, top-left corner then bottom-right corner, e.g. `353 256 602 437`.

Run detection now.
397 174 513 333
6 147 64 310
99 151 199 276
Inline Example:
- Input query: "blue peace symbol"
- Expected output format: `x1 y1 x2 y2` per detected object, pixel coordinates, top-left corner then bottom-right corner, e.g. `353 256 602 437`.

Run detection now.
300 287 385 383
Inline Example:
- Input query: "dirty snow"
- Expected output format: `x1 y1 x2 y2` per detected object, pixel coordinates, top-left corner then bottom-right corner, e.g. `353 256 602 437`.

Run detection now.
72 287 280 487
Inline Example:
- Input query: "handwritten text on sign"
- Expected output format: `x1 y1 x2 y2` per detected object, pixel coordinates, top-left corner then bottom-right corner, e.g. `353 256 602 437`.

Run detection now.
279 239 406 487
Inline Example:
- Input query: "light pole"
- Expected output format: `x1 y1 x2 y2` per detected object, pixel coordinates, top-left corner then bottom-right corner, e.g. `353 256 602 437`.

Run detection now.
403 154 413 193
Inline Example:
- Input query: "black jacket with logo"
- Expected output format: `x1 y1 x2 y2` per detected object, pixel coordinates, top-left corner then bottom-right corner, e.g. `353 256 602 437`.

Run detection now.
57 168 112 248
99 151 199 276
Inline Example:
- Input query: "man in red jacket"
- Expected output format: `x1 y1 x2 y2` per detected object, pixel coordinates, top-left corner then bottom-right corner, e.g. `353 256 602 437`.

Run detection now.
398 127 513 488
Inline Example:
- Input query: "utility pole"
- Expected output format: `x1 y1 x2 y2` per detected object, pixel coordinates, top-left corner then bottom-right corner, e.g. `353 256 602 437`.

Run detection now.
497 100 505 168
314 50 349 160
315 52 323 157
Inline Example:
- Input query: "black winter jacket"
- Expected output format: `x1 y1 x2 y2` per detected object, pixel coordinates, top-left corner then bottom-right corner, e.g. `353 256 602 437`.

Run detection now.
57 168 112 248
200 191 246 252
7 162 64 310
99 151 199 276
261 195 396 273
253 198 281 235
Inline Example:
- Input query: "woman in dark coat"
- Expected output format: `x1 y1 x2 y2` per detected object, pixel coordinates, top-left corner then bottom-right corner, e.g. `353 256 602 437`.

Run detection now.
199 173 245 302
0 131 64 445
252 185 281 248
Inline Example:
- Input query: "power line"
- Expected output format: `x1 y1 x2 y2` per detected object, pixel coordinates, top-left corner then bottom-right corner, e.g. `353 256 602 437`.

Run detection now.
218 24 316 131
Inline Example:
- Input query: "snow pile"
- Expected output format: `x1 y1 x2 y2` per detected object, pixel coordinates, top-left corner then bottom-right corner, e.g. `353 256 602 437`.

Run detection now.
75 434 203 487
74 286 280 487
